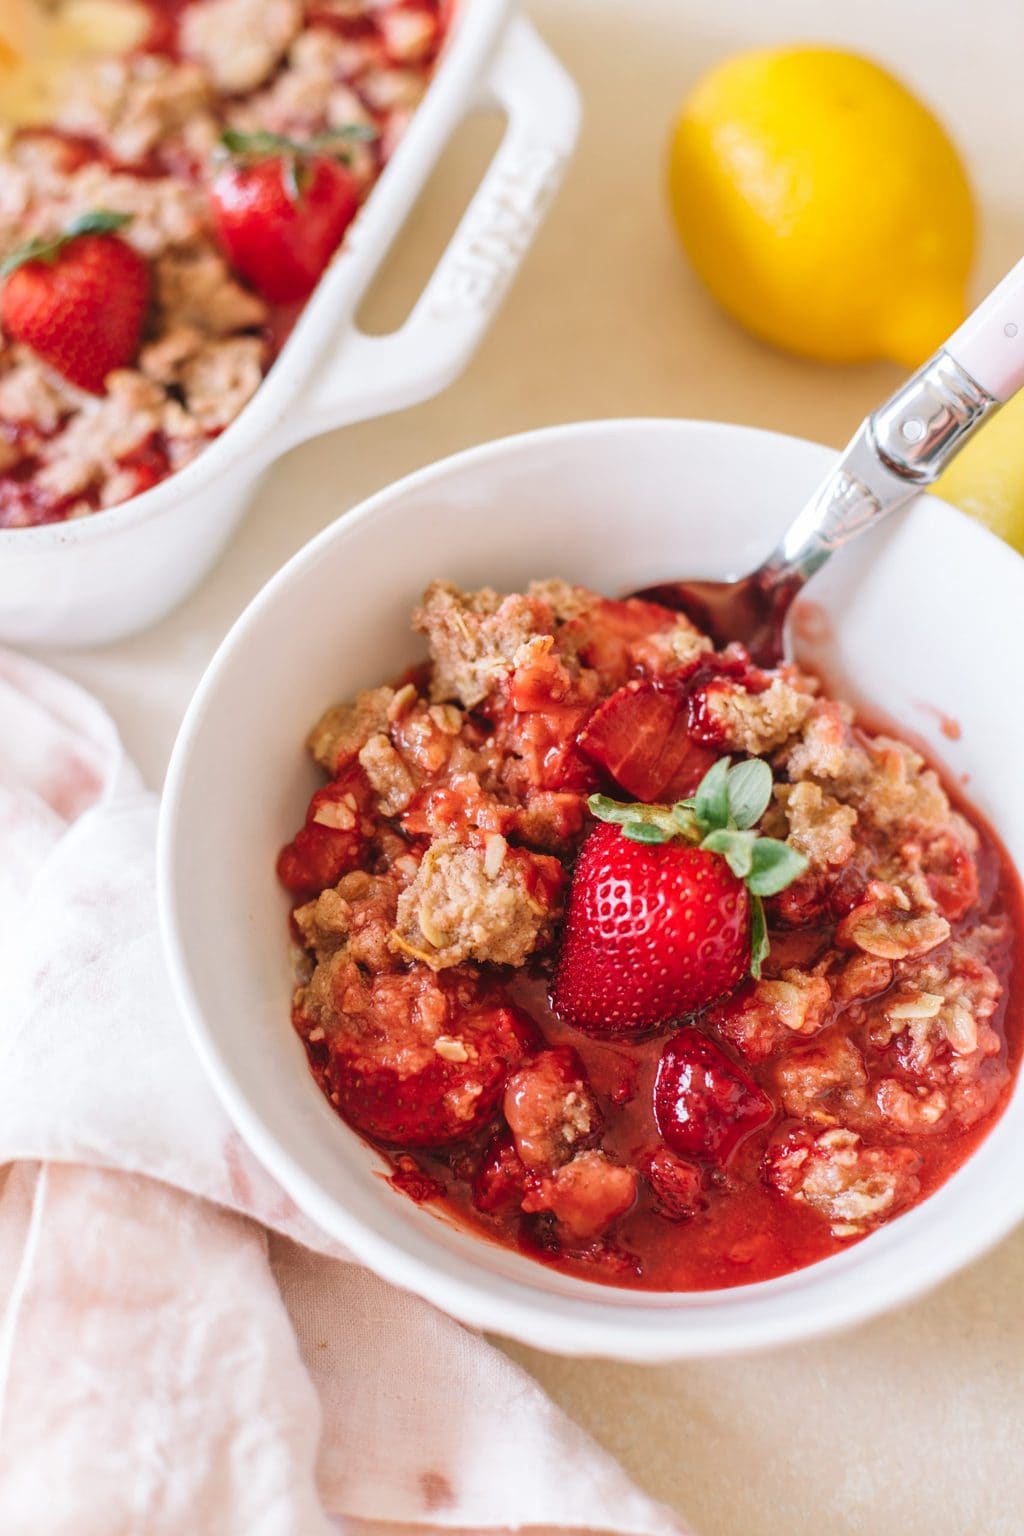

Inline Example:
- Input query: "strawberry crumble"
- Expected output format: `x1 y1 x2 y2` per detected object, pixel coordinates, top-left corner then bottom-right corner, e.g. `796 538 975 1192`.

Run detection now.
278 579 1024 1290
0 0 449 527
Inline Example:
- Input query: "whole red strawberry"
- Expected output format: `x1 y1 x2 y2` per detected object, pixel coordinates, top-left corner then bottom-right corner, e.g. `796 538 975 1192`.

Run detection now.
1 211 150 394
550 756 808 1036
210 130 367 304
550 821 750 1034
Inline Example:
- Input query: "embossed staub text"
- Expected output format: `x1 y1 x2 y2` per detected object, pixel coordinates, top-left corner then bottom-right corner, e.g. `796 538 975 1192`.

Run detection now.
429 140 567 318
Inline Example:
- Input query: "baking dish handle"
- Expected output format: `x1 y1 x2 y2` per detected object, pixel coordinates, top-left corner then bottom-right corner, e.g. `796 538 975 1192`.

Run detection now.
285 14 580 439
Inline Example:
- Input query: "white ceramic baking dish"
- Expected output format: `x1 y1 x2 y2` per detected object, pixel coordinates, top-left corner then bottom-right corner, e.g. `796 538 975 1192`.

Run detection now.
158 418 1024 1361
0 4 579 650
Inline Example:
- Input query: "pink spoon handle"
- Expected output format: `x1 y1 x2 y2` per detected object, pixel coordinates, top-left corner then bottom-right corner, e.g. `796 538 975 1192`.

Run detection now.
945 256 1024 402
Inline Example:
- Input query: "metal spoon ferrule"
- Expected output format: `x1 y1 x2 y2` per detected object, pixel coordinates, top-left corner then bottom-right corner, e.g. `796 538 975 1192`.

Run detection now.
761 350 999 591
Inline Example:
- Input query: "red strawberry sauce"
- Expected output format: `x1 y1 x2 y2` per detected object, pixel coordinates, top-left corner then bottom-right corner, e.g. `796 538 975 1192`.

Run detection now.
280 580 1024 1292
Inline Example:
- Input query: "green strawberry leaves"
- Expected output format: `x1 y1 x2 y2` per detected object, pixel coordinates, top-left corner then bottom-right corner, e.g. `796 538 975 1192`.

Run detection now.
723 758 773 829
219 126 378 199
588 756 779 849
746 837 808 897
701 829 807 896
694 755 731 829
588 754 807 981
1 210 133 278
220 126 378 160
701 826 756 879
678 756 773 834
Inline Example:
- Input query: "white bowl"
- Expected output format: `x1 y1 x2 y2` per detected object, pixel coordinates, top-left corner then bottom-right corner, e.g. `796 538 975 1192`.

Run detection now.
158 418 1024 1361
0 4 579 649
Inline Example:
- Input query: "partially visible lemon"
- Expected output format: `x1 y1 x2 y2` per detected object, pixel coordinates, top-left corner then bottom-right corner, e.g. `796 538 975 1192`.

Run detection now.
667 47 975 367
937 391 1024 555
0 0 148 131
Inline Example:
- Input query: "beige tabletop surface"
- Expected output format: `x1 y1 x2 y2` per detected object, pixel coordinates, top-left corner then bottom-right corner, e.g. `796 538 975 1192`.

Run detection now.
36 2 1024 1532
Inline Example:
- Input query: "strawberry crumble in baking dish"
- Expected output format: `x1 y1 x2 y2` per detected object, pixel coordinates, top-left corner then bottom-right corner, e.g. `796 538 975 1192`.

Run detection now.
277 579 1024 1291
0 0 449 527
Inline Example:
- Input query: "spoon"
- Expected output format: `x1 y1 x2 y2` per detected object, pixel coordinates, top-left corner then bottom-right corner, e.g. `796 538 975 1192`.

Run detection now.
635 257 1024 665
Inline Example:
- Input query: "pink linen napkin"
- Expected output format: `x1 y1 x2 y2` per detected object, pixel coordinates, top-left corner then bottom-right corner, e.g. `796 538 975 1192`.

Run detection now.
0 648 689 1536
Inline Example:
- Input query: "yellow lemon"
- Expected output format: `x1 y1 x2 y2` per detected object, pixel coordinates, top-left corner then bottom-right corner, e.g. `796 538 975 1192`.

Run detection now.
0 0 148 130
667 47 975 367
937 391 1024 556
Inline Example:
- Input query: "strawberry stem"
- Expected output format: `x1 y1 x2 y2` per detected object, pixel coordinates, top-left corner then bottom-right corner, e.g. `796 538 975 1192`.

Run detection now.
219 124 377 168
218 126 377 204
1 209 133 278
750 895 769 978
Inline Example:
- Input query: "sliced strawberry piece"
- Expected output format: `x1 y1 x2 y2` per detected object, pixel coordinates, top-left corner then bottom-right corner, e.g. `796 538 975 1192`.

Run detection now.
508 705 598 792
472 1132 528 1214
642 1145 706 1221
323 993 541 1149
920 832 980 921
565 594 688 689
276 764 373 898
654 1027 774 1165
115 433 172 499
684 648 770 745
577 679 718 801
491 650 599 794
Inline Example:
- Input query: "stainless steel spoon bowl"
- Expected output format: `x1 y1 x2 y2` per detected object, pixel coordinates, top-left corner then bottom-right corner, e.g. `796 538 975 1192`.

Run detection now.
635 258 1024 664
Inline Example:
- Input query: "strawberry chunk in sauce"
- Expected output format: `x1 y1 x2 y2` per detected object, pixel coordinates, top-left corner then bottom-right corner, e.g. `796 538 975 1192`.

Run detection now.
299 965 541 1149
276 764 375 898
577 679 718 801
654 1027 774 1166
